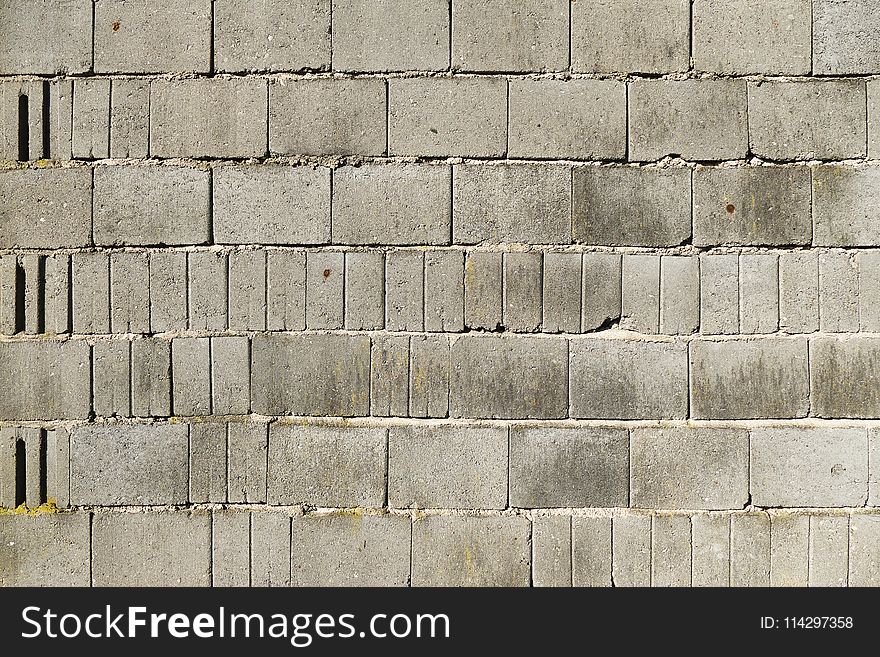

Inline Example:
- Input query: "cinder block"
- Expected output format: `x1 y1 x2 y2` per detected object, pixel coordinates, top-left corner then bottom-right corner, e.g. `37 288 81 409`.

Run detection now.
453 164 571 245
425 250 464 332
693 0 811 74
0 256 14 334
0 340 90 420
251 334 370 416
370 335 409 418
412 515 531 586
389 78 507 157
730 513 771 587
652 515 691 587
813 0 880 74
692 514 730 587
12 428 42 507
570 339 688 419
190 423 228 503
871 82 880 158
110 252 150 333
660 256 700 335
389 425 507 509
386 251 425 331
693 167 811 246
508 80 626 160
332 0 449 72
333 165 451 245
94 0 211 73
811 337 880 418
408 335 450 418
92 340 131 417
503 252 542 332
93 166 210 246
860 252 880 332
0 514 90 586
0 0 91 74
46 428 70 508
130 337 172 417
582 253 621 332
819 251 859 332
450 336 568 419
813 166 880 247
214 0 330 72
228 423 268 503
72 252 110 334
452 0 568 72
267 251 306 331
228 250 267 331
612 515 651 587
344 251 384 330
779 252 819 333
631 428 749 510
0 168 91 248
770 514 809 587
0 80 49 160
214 166 330 245
48 80 74 159
172 337 211 416
269 425 386 506
510 427 628 508
809 516 849 587
269 79 385 156
690 338 810 419
291 514 411 586
212 511 249 586
72 79 110 159
533 516 571 587
0 429 15 507
749 81 867 160
628 80 748 161
620 254 660 334
739 254 779 334
211 337 251 415
306 251 344 329
70 424 188 505
572 167 692 247
92 512 211 586
872 430 880 506
543 253 581 334
849 515 880 586
110 79 149 158
464 252 502 330
19 255 40 334
188 251 228 331
149 251 187 333
572 517 612 586
250 512 291 587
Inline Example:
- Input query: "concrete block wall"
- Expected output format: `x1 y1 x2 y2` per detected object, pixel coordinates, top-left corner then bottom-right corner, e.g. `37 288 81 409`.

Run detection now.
3 0 880 587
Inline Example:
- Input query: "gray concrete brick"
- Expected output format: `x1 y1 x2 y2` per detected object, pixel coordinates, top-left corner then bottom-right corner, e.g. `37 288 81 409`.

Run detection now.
572 167 692 247
450 336 568 419
613 515 651 587
872 431 880 507
370 335 409 418
306 251 344 329
572 517 612 586
813 0 880 74
425 250 464 332
809 515 849 587
813 166 880 247
251 512 291 587
533 516 571 587
92 511 211 586
214 0 330 72
291 514 411 586
0 168 91 248
172 337 211 416
228 423 268 503
72 79 110 159
811 337 880 418
267 251 306 331
740 254 779 334
333 165 451 245
333 0 449 72
94 166 210 246
0 256 16 334
582 253 621 332
871 81 880 159
18 428 42 507
453 164 571 245
269 425 385 506
690 338 810 419
0 513 90 586
110 79 150 158
452 0 568 72
212 336 251 415
819 252 859 332
629 80 748 162
48 80 74 159
660 256 700 335
409 335 450 418
71 424 188 505
779 252 819 333
692 514 730 587
464 251 502 330
860 252 880 332
0 340 90 420
73 252 110 334
46 428 70 508
188 251 228 331
19 254 40 334
344 251 384 330
631 428 749 510
0 429 14 508
509 80 626 160
94 0 211 73
849 515 880 586
131 338 171 417
503 252 542 332
749 81 867 160
694 0 811 74
229 250 267 331
389 78 507 157
652 515 691 587
212 510 249 586
190 423 227 503
770 514 809 587
730 513 771 587
270 79 385 156
390 425 507 509
251 334 370 416
0 0 91 74
149 251 187 333
693 167 812 246
0 80 48 160
543 253 581 333
510 427 628 508
110 252 149 333
572 0 689 73
570 339 688 419
386 251 424 331
412 515 531 586
93 340 131 417
620 254 660 334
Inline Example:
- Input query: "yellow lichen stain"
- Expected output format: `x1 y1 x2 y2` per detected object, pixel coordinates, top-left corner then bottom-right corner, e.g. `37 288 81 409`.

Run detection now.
0 499 60 516
464 545 476 575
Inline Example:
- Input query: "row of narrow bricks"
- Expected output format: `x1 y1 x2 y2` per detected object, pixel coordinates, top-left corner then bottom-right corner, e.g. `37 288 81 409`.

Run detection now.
7 0 880 587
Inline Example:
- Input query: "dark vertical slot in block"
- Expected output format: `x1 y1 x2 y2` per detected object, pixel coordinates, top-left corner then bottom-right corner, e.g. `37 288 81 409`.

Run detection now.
38 431 47 505
14 260 25 333
17 94 29 161
36 256 46 333
14 439 25 508
41 81 51 159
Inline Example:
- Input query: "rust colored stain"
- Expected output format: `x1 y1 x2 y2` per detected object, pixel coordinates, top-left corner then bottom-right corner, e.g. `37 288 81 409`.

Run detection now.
726 204 736 214
112 20 121 31
323 268 331 279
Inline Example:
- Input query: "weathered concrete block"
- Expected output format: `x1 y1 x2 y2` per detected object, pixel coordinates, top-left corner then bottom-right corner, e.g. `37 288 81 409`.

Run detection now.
849 515 880 586
344 251 384 330
93 340 131 417
0 256 14 334
450 336 568 419
0 0 92 74
631 428 749 510
813 0 880 74
228 423 268 503
811 337 880 418
71 424 188 505
389 78 507 157
93 166 210 246
172 337 211 416
19 255 40 335
510 427 628 508
190 423 228 503
214 166 331 245
698 248 739 333
425 250 464 332
652 515 692 587
872 430 880 507
48 80 74 159
269 425 386 506
690 338 810 419
250 512 291 587
92 512 211 586
572 167 691 247
533 516 571 587
386 251 425 331
110 252 150 333
660 256 700 335
409 335 450 418
860 252 880 332
453 164 571 245
333 165 451 245
251 334 370 416
188 251 228 331
572 517 612 586
306 251 343 329
212 510 249 586
0 80 51 160
503 252 542 332
770 514 809 587
739 254 779 334
612 514 651 587
94 0 211 73
46 428 70 508
582 253 621 332
779 252 819 333
730 513 770 587
571 0 689 73
110 79 149 158
628 80 748 161
72 79 110 159
72 252 110 334
0 429 15 507
389 425 507 509
44 254 70 335
570 339 688 419
270 79 386 156
543 253 581 334
508 80 626 160
819 251 859 333
464 252 502 330
813 166 880 247
149 251 187 333
228 250 266 331
692 514 730 586
212 337 251 415
412 515 531 586
809 516 849 586
0 513 90 586
620 254 660 334
370 335 409 418
130 338 171 417
266 251 306 330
